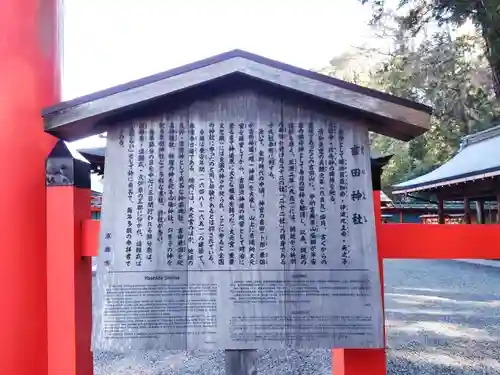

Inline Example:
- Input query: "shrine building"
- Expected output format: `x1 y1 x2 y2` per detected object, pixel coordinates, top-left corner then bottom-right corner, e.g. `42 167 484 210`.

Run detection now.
391 125 500 224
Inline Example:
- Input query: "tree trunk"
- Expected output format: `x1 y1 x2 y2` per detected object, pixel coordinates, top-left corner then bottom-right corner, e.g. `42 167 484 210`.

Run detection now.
478 4 500 99
486 49 500 99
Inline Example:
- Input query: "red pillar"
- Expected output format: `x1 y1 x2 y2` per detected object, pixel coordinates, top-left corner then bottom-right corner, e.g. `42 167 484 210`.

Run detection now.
0 1 59 374
332 191 387 375
46 141 94 375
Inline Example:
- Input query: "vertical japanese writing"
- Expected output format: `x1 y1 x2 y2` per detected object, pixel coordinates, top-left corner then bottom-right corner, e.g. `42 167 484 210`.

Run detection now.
268 122 276 178
125 207 133 267
248 122 256 266
167 123 176 223
328 123 337 203
177 226 185 267
288 122 297 265
118 128 125 147
103 233 112 267
300 229 307 266
320 232 327 265
218 123 226 266
177 122 186 267
307 122 317 265
350 143 365 158
158 123 166 206
127 127 135 202
257 127 268 265
350 141 368 254
298 123 306 225
167 227 174 266
187 122 196 267
146 126 155 263
197 126 206 266
208 122 216 264
167 122 176 266
189 122 195 173
318 127 326 228
238 123 245 266
157 122 166 248
350 142 367 205
125 125 135 267
318 127 327 265
278 121 286 265
136 122 146 267
338 126 349 265
98 103 382 352
350 187 366 202
298 122 307 265
228 123 236 266
118 115 370 273
187 177 195 267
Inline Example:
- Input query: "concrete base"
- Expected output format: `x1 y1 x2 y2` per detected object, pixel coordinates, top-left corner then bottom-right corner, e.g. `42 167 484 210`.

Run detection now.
455 259 500 268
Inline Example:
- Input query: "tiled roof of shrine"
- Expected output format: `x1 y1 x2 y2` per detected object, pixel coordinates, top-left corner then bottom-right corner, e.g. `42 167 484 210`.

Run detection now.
393 125 500 194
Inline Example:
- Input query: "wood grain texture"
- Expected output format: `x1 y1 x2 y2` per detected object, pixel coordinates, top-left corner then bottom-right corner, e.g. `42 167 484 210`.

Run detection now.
45 57 430 141
225 350 258 375
237 59 430 131
92 89 383 351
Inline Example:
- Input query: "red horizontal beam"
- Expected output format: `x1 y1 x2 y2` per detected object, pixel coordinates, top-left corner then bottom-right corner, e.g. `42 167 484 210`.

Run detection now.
83 220 500 260
379 224 500 259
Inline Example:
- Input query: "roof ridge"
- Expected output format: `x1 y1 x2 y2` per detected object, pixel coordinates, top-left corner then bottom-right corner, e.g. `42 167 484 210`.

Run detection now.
43 49 432 116
461 124 500 149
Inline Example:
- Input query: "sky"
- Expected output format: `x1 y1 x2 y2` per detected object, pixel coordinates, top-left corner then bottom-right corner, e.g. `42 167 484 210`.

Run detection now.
63 0 375 100
60 1 477 193
64 0 381 150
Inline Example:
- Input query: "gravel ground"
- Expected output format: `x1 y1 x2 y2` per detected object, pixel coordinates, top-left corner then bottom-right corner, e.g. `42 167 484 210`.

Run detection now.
93 260 500 374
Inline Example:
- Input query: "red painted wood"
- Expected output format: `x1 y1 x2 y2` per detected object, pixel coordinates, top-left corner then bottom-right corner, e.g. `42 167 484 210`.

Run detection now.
82 220 100 257
0 0 59 374
333 348 387 375
81 189 500 375
379 223 500 259
47 187 93 375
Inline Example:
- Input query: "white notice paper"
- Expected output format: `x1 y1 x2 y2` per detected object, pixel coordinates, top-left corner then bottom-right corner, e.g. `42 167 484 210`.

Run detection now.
92 93 384 351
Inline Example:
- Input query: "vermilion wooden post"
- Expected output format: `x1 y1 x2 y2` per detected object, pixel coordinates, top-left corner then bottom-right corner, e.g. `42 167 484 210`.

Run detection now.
0 1 59 374
332 190 387 375
46 141 94 375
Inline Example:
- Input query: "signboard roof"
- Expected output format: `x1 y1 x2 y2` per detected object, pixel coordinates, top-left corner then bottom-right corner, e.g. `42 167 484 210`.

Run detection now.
42 49 432 142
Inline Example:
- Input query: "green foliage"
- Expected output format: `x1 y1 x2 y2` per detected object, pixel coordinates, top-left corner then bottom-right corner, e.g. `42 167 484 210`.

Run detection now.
359 0 500 97
324 16 500 192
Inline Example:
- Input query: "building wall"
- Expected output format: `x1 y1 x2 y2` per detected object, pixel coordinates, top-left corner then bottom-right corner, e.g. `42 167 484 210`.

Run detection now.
383 211 423 223
382 207 499 224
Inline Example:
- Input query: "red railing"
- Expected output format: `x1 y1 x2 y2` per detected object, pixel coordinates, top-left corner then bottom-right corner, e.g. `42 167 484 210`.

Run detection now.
79 191 500 375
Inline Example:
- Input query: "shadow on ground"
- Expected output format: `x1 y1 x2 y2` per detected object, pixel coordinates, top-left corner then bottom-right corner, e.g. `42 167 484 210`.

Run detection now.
385 260 500 374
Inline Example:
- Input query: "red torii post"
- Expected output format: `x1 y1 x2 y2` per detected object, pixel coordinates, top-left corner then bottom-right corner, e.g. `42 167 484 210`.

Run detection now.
332 188 500 375
0 0 59 374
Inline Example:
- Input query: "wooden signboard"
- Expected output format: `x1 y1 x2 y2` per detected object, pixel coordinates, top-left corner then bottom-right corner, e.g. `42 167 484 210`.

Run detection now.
92 92 384 351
